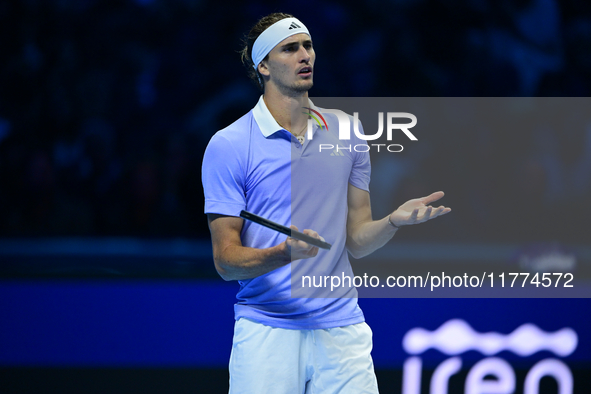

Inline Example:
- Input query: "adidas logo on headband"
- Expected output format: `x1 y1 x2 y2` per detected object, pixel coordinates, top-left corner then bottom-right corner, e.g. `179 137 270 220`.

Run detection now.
289 22 301 30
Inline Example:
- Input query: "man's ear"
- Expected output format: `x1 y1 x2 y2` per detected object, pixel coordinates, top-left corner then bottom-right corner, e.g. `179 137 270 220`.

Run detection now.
257 61 270 78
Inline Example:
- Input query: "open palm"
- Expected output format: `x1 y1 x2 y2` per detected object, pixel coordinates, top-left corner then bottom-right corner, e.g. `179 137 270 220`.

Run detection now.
389 191 451 227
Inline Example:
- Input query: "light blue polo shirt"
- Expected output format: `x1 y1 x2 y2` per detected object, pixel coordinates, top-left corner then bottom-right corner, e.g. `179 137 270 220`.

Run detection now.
202 96 371 329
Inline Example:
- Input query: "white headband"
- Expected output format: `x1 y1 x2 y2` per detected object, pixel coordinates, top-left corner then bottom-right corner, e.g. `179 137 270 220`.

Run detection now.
251 17 311 71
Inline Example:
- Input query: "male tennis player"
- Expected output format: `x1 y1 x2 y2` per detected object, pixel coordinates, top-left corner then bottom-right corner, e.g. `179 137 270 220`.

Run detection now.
202 13 450 393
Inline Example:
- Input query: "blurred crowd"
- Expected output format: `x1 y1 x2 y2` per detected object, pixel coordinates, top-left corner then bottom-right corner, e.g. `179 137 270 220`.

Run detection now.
0 0 590 242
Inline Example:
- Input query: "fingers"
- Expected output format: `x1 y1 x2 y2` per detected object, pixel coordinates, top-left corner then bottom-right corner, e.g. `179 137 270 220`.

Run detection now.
431 205 451 217
422 206 433 222
307 246 319 257
430 205 446 217
435 206 452 216
410 208 419 222
303 229 319 238
302 229 321 256
288 225 313 249
421 191 445 205
286 225 299 250
419 205 451 221
287 227 322 259
392 201 452 228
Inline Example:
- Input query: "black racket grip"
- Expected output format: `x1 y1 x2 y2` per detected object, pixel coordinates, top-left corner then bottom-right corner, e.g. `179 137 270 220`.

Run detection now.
240 210 332 250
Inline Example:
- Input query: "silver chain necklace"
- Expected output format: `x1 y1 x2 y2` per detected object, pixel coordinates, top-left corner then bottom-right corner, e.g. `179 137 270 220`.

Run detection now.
293 123 307 144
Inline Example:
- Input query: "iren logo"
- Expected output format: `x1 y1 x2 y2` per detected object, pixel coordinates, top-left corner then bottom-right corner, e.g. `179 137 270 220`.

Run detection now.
402 319 577 394
303 108 417 153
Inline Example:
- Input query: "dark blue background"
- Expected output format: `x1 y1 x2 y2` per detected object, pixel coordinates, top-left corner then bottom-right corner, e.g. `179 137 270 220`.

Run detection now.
2 280 589 367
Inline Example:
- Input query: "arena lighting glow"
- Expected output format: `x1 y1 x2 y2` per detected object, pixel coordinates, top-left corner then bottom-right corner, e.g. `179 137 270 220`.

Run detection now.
401 319 578 394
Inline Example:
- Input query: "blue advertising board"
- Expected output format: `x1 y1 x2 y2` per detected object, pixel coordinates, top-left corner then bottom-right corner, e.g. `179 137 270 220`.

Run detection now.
1 281 590 393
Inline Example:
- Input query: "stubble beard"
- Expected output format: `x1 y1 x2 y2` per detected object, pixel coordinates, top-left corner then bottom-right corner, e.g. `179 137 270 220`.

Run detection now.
294 80 313 92
280 79 313 97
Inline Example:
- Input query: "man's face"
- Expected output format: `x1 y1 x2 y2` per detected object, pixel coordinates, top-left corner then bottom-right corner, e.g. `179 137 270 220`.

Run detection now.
259 33 315 94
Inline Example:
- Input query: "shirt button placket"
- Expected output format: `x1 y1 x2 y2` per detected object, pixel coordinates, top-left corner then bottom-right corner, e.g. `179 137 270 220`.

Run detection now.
293 137 303 157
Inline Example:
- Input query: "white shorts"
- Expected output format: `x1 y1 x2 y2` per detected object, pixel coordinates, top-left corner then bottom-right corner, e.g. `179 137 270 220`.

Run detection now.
228 318 379 394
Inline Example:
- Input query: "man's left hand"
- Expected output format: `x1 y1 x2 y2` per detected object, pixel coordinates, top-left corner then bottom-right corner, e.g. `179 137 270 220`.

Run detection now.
389 191 451 227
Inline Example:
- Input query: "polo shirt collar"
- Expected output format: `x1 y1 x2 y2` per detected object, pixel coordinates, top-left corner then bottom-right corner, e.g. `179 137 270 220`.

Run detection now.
253 95 324 138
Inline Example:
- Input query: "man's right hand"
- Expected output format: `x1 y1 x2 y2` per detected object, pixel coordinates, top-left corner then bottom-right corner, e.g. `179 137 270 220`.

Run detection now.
208 214 324 281
285 225 324 261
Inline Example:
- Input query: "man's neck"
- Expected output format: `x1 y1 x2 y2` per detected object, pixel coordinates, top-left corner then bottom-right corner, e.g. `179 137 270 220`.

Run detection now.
263 87 309 135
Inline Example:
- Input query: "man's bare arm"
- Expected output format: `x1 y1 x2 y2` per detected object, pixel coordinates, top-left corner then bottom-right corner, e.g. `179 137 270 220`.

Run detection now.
208 213 322 281
345 185 397 259
345 184 451 259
